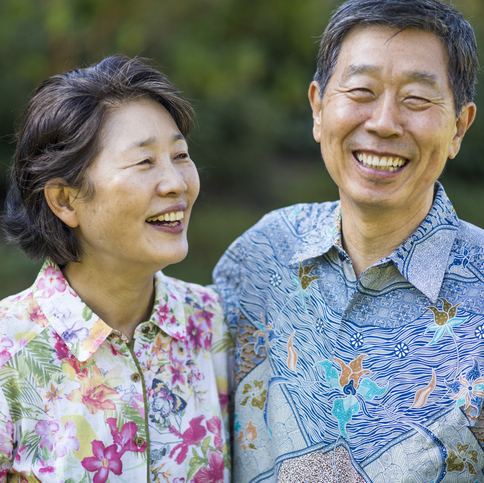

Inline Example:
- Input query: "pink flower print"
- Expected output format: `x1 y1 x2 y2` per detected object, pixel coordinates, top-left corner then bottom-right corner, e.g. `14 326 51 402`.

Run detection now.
0 337 15 368
169 415 207 464
107 418 146 455
55 421 80 457
201 291 216 305
109 340 124 357
14 445 27 464
168 315 177 326
54 333 71 359
121 391 145 418
37 265 67 298
81 440 123 483
192 450 225 483
173 479 186 483
168 360 186 386
206 416 223 452
198 309 214 324
39 458 56 474
186 315 210 353
155 304 170 323
0 420 13 458
35 420 60 452
219 391 229 413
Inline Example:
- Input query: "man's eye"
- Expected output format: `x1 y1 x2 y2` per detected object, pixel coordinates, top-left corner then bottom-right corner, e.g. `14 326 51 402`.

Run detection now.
404 96 431 108
348 88 374 99
175 153 189 160
138 158 153 165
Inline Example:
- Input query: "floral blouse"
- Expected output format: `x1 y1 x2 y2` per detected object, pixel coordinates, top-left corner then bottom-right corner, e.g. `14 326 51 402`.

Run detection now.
0 260 233 482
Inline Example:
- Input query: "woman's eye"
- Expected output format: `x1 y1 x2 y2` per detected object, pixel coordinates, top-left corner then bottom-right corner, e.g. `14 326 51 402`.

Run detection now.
175 152 189 160
138 158 153 166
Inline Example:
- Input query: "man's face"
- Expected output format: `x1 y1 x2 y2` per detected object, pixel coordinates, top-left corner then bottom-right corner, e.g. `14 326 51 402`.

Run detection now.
309 26 475 215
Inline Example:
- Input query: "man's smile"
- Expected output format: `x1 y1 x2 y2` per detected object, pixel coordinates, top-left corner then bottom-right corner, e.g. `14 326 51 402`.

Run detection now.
354 151 408 172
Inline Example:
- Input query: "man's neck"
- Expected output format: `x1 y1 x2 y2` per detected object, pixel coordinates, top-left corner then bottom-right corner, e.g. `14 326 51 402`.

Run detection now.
340 193 434 278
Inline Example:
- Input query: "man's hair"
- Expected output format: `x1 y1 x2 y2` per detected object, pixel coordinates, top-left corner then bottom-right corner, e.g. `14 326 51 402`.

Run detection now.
3 55 195 267
314 0 478 114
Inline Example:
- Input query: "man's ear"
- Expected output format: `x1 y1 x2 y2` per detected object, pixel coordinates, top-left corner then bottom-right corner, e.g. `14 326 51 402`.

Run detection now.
44 179 80 228
308 81 323 143
449 102 477 159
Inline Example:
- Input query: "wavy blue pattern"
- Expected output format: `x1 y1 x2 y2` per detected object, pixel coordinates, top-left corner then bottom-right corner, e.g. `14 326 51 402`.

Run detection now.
214 183 484 483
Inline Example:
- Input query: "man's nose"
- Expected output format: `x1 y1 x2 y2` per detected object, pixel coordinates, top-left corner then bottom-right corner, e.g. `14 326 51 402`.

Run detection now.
364 94 404 138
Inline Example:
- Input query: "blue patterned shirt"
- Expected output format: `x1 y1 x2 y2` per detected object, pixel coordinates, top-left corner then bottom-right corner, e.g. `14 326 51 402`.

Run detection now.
214 183 484 483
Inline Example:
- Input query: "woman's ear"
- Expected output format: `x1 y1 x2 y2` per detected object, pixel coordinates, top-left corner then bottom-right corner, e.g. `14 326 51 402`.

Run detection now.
44 179 80 228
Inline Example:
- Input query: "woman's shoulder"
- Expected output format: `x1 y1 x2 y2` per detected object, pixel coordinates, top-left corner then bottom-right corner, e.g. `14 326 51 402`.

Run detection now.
158 272 221 313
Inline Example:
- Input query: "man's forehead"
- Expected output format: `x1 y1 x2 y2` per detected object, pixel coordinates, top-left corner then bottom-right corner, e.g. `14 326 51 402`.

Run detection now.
334 25 449 80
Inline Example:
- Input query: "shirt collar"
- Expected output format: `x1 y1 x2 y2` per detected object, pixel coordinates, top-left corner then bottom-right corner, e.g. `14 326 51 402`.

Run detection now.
289 203 340 266
288 182 458 302
34 262 187 362
34 260 113 362
389 182 459 302
149 270 187 342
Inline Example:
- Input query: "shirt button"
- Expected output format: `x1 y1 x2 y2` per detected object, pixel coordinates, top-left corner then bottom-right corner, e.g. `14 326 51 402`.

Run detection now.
140 326 150 334
131 373 141 383
135 436 146 447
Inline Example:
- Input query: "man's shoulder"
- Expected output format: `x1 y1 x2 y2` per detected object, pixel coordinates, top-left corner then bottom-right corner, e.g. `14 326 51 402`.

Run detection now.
456 218 484 244
246 200 339 238
449 219 484 276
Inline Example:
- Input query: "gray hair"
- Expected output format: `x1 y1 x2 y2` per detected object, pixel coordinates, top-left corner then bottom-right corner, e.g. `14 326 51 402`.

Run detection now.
314 0 478 114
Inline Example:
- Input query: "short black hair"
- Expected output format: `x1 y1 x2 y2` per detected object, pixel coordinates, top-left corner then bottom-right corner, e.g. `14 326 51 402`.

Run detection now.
3 55 195 266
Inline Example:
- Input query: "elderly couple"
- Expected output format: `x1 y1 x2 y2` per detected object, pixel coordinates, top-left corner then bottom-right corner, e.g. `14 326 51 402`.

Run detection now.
1 0 484 481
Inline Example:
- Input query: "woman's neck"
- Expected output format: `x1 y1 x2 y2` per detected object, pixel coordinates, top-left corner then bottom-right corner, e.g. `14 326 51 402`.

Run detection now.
62 258 156 341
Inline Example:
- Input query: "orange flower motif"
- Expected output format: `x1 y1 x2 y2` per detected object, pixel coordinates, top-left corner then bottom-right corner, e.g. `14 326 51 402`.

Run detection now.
81 321 113 354
66 366 118 414
333 354 371 389
151 334 171 359
236 420 258 451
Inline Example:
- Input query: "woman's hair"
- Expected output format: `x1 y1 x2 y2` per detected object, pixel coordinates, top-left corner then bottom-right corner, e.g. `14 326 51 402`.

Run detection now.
3 55 195 267
314 0 478 115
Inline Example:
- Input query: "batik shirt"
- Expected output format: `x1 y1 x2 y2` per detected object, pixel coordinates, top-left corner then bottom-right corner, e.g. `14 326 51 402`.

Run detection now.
214 183 484 483
0 260 232 483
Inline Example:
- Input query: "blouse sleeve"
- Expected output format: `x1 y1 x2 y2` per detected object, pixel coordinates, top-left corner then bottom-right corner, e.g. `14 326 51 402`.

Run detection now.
0 384 14 481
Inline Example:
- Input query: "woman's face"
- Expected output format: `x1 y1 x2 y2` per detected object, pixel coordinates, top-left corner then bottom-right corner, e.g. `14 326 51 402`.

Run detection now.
70 97 200 274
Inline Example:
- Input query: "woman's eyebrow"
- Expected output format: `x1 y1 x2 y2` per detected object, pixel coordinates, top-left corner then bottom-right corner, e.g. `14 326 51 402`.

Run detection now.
123 134 187 152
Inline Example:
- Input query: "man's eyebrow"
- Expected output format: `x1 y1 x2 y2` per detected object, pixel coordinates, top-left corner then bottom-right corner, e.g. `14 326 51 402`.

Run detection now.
343 64 442 91
124 133 186 152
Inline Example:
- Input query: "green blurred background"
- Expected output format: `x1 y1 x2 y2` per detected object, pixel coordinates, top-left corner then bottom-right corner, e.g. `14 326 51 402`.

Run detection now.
1 0 483 298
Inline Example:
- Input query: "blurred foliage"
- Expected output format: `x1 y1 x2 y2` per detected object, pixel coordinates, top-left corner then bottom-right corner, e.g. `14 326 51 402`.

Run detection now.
0 0 483 298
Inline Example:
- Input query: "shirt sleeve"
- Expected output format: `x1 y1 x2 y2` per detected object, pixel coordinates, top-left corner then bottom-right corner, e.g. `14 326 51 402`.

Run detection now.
0 384 13 481
212 239 246 341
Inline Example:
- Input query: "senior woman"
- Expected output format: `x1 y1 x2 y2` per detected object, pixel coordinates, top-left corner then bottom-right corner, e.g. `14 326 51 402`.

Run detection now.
0 56 231 482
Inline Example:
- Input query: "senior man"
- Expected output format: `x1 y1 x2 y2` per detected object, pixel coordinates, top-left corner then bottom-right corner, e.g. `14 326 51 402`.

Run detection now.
214 0 484 481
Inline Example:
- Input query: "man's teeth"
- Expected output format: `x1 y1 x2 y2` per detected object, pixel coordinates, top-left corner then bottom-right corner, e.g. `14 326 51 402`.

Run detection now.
355 152 406 172
146 211 184 223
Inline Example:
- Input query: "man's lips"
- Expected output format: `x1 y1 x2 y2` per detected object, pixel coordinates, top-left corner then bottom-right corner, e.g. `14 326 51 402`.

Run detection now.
354 151 408 172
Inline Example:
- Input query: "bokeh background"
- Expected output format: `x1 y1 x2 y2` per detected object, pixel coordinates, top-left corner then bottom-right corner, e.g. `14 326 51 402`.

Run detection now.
1 0 483 298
